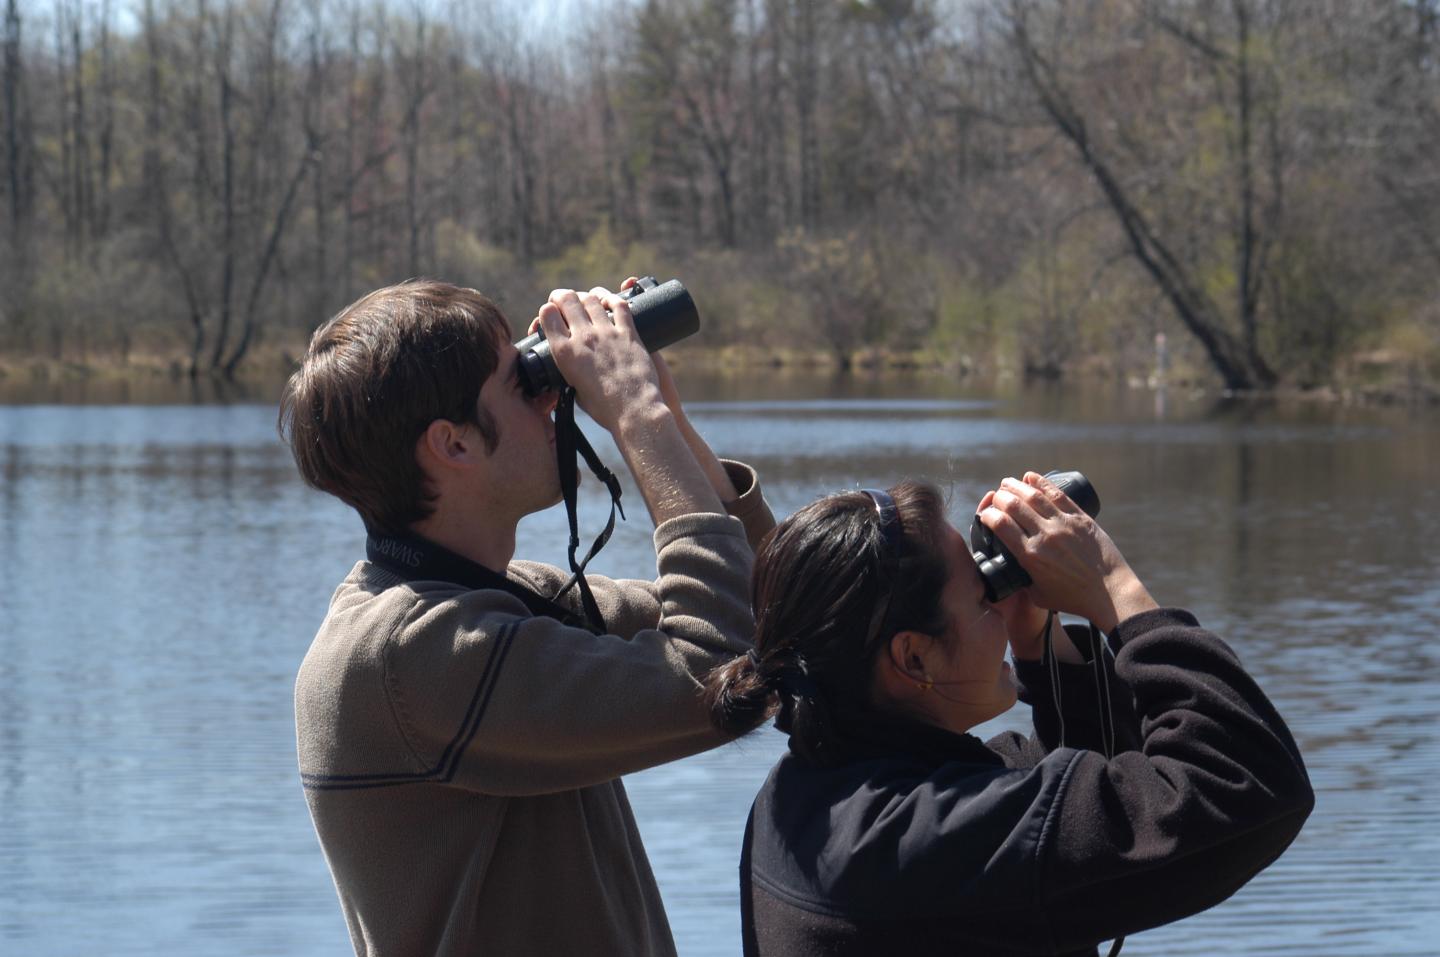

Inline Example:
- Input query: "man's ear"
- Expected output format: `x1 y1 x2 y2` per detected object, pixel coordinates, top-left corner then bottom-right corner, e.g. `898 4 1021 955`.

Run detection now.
417 419 478 472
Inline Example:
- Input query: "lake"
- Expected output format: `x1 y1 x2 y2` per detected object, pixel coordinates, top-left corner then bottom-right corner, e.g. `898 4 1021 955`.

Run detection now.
1 372 1436 955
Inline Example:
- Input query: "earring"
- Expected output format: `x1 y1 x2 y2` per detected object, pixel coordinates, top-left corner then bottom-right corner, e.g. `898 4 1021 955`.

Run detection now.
917 675 934 693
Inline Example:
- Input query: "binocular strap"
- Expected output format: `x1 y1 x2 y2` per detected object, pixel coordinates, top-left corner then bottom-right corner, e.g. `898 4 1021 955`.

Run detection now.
552 387 626 633
1045 614 1125 957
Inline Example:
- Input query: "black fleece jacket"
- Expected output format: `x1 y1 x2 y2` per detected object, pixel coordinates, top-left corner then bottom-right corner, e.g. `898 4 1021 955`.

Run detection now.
740 608 1315 957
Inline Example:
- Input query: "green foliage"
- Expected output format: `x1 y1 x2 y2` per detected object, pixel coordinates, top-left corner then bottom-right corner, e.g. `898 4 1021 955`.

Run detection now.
536 225 662 294
930 268 1010 371
1263 236 1382 388
772 228 892 363
436 220 518 289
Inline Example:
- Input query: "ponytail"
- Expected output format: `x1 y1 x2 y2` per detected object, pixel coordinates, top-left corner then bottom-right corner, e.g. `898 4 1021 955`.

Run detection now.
704 650 777 738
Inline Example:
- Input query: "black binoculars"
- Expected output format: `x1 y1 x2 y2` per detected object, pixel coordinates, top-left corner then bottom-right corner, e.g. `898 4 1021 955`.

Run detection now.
970 470 1101 603
513 277 701 396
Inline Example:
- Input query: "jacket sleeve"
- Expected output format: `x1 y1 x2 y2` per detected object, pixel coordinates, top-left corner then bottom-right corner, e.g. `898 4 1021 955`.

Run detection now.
1030 608 1315 951
381 512 755 796
991 623 1143 767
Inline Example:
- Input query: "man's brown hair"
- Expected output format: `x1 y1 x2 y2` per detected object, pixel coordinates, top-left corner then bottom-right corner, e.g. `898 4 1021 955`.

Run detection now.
278 280 512 534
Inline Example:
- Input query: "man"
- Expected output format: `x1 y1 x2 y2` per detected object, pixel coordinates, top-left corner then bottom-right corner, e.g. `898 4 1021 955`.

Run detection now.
279 279 773 956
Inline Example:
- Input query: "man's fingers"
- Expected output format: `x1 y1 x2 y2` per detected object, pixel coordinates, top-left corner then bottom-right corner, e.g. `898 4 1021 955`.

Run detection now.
580 288 612 326
536 303 569 339
601 289 637 334
548 289 591 328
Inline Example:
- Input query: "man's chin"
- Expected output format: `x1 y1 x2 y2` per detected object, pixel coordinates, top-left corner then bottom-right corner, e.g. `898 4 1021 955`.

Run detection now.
533 466 580 510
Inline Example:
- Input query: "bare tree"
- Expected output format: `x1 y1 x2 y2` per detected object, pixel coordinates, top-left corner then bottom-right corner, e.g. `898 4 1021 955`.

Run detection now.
1005 0 1279 389
635 0 744 246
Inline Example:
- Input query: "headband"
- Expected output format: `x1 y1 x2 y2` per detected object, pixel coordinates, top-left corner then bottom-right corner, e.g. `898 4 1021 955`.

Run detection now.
861 488 904 555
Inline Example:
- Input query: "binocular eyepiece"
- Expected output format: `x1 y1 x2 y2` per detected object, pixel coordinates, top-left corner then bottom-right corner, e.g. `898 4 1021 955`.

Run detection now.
513 277 701 396
970 470 1101 603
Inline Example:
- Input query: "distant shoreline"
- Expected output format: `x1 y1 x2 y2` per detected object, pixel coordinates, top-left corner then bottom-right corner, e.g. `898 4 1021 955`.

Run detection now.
0 345 1434 408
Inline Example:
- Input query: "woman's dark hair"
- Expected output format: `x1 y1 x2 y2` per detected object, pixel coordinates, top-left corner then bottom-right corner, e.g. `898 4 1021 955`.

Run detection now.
703 481 952 763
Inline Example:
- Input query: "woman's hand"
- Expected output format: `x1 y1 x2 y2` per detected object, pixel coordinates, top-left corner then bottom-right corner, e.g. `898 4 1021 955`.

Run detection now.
976 489 1050 655
977 472 1157 632
993 589 1051 661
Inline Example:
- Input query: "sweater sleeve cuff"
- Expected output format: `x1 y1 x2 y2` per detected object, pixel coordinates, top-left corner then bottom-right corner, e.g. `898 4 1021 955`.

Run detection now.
719 459 777 550
652 510 748 552
1110 607 1201 646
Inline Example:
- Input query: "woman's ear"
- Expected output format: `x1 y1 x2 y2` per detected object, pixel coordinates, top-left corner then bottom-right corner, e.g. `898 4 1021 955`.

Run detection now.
886 630 936 692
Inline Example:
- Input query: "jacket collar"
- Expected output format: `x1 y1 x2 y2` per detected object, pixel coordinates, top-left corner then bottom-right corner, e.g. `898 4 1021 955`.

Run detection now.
806 708 1005 769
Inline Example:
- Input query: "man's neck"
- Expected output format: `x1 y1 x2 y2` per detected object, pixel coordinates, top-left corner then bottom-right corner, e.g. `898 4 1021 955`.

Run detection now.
410 506 517 574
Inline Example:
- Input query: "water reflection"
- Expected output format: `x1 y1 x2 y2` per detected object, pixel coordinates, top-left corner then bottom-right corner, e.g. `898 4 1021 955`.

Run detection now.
0 383 1436 955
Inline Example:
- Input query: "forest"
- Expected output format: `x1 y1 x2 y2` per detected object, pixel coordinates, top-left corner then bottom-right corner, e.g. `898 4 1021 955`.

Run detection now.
1 0 1437 393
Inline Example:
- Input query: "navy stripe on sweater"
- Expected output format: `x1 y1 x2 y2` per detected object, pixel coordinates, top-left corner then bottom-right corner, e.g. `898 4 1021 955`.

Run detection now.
300 622 517 791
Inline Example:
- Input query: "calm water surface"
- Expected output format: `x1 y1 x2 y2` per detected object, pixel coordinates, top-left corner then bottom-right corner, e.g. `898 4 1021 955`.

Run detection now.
1 374 1436 955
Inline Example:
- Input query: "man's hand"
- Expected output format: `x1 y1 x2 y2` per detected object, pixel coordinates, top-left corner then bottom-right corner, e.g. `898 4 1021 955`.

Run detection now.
535 287 664 435
615 275 741 506
535 285 724 526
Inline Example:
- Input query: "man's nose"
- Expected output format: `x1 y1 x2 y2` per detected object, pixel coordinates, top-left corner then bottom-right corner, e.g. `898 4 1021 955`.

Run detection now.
533 388 559 414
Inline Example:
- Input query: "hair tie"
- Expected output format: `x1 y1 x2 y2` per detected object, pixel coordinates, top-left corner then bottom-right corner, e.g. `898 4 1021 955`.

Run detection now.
773 654 821 699
745 647 762 671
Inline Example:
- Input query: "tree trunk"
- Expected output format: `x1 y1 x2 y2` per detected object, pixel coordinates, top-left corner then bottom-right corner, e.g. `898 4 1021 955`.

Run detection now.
71 5 90 257
3 0 24 243
400 16 429 278
209 8 237 372
92 0 115 248
793 0 820 229
224 150 313 377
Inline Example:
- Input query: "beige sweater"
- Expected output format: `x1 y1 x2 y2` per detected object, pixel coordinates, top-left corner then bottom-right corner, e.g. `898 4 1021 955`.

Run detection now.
296 462 773 957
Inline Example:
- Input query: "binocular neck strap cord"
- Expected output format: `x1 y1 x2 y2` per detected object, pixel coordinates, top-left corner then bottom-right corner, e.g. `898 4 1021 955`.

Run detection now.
1044 613 1125 957
552 386 626 633
1043 611 1066 749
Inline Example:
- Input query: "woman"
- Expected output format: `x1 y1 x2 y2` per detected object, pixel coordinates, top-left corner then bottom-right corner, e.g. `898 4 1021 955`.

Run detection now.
706 473 1313 956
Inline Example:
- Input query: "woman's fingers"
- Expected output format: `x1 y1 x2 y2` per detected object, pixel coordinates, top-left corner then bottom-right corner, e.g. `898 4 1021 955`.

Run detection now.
990 479 1042 537
1003 474 1065 519
978 503 1029 556
1025 471 1084 515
